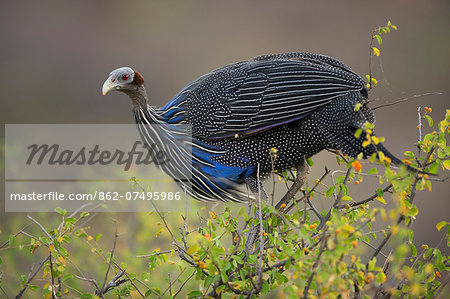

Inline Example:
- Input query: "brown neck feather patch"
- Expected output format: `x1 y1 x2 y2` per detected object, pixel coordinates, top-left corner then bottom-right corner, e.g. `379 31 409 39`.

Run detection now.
132 70 145 86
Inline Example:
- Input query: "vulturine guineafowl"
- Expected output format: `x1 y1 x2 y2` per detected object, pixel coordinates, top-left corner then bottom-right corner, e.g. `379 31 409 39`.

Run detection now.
102 52 406 202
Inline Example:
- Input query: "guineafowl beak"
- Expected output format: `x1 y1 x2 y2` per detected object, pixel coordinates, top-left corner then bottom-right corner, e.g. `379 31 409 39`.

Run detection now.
102 76 117 95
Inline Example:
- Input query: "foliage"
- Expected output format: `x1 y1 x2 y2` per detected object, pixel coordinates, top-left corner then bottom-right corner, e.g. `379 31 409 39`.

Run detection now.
0 109 448 298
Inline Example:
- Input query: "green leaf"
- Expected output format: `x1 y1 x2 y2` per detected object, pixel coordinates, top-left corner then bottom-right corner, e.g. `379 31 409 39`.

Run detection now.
425 115 433 127
9 235 16 247
55 207 67 216
376 272 386 284
368 167 378 175
375 34 382 44
341 195 352 201
64 217 77 224
325 186 335 197
376 188 384 197
410 244 417 257
62 274 74 282
0 256 2 265
368 258 376 271
261 280 270 294
187 290 203 298
436 221 447 231
306 158 314 166
94 233 102 242
428 162 439 174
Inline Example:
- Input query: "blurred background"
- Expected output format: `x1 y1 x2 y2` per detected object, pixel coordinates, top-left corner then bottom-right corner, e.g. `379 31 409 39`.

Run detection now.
1 0 449 296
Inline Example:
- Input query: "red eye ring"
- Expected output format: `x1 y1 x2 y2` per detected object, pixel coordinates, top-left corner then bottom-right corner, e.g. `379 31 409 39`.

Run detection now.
122 74 129 80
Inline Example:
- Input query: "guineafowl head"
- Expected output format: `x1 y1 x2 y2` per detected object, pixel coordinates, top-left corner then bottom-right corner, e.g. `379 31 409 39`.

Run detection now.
102 67 146 106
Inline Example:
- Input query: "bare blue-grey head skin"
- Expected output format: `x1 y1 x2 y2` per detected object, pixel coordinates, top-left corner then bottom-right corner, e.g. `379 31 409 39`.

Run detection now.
102 67 147 107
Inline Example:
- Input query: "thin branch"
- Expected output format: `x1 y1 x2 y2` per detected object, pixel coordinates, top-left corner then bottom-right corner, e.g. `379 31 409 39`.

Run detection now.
49 252 56 299
134 249 175 258
257 163 264 290
100 270 130 295
371 92 442 111
172 270 195 298
16 255 50 299
337 184 392 209
317 167 352 231
0 284 9 299
285 167 330 213
75 275 101 293
303 229 328 298
0 223 33 249
100 220 118 294
27 215 53 242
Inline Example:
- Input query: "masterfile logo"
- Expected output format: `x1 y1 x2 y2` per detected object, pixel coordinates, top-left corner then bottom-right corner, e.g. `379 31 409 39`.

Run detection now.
4 124 192 212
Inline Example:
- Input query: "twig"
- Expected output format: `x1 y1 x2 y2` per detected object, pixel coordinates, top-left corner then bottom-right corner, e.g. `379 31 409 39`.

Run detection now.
100 270 130 295
303 229 328 298
371 92 442 111
75 275 101 293
0 223 33 249
317 167 352 231
257 163 264 290
172 270 195 298
100 220 118 295
134 249 175 258
113 261 147 298
16 255 50 299
285 167 330 213
418 106 423 144
0 284 9 299
434 271 450 298
27 215 54 242
49 252 56 299
337 184 392 209
132 178 177 244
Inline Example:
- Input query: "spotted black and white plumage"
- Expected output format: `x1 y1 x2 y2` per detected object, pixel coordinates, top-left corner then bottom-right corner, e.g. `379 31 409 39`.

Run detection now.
103 52 403 202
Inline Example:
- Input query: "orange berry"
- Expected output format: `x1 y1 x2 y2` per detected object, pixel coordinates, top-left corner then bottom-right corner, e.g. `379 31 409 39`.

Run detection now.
280 203 286 208
309 223 317 229
352 241 358 248
352 161 362 172
403 159 412 166
355 181 360 185
436 271 441 278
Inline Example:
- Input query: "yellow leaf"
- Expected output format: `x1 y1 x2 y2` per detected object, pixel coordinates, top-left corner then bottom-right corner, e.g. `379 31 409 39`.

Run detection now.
373 47 380 56
57 236 63 243
48 244 54 252
376 196 386 204
443 160 450 170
